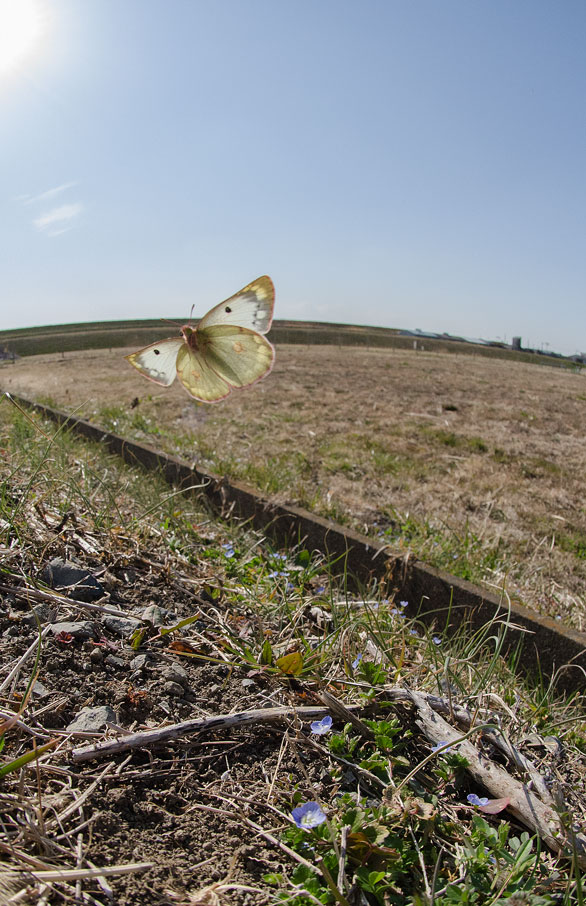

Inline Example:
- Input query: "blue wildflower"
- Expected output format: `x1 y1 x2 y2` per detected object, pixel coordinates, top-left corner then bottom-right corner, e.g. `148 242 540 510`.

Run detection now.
431 741 453 753
310 715 332 736
222 543 235 558
352 654 362 671
467 793 489 807
292 801 327 829
399 600 408 609
432 636 442 645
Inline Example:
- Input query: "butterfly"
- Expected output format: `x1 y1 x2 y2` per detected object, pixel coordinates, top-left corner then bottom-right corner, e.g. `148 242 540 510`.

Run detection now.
125 276 275 402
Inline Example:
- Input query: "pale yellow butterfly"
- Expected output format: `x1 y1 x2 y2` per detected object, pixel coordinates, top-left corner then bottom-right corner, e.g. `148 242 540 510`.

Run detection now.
125 276 275 403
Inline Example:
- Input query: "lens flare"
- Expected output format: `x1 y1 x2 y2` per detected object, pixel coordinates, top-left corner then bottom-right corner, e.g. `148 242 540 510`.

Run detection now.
0 0 43 74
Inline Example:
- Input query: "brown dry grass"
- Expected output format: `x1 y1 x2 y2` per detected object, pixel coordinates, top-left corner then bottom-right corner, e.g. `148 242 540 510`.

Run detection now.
3 343 585 628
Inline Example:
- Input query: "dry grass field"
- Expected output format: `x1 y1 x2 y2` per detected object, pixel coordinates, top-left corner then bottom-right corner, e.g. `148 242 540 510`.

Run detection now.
3 343 585 629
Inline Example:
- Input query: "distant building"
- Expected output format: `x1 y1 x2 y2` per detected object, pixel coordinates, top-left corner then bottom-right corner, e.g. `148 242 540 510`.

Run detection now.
512 337 522 350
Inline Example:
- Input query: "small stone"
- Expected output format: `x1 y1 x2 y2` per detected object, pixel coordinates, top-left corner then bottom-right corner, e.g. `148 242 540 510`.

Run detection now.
162 664 189 687
241 678 256 689
163 681 185 697
104 655 125 669
23 603 56 626
39 559 105 602
102 615 141 637
89 648 104 664
130 653 154 670
66 705 116 733
31 680 50 698
50 620 96 640
140 604 174 626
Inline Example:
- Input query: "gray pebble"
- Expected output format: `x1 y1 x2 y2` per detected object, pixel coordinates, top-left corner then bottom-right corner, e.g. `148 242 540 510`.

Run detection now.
39 558 105 602
130 653 154 670
104 655 126 669
102 615 141 637
66 705 116 733
163 681 185 697
162 663 189 687
23 603 56 626
140 604 175 626
50 620 96 640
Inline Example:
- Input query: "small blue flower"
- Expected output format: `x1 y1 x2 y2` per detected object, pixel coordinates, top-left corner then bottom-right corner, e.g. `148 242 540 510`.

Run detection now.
314 585 326 595
432 636 442 645
292 801 327 829
431 741 453 753
467 793 489 807
310 715 333 735
409 629 419 637
268 569 288 579
222 543 235 558
399 600 408 609
352 654 362 671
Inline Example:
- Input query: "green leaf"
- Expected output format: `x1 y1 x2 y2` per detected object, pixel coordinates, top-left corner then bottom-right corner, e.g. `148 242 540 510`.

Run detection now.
276 651 303 675
263 872 284 885
260 638 274 666
159 613 201 636
130 627 146 650
0 738 58 779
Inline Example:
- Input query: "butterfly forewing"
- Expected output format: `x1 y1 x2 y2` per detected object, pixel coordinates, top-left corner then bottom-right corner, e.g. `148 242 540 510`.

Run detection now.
125 338 183 386
198 276 274 334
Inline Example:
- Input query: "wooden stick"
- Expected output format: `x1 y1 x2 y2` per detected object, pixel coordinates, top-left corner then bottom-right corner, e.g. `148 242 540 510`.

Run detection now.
0 583 135 620
71 705 334 762
405 687 586 868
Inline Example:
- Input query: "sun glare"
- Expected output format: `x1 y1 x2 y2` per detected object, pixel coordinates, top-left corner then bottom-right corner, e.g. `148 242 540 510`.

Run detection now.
0 0 43 74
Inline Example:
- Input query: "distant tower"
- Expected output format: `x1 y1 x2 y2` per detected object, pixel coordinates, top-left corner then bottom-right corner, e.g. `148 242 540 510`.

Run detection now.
512 337 522 350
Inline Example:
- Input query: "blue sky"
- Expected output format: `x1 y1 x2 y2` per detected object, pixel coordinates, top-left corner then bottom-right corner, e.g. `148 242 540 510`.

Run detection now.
1 0 585 354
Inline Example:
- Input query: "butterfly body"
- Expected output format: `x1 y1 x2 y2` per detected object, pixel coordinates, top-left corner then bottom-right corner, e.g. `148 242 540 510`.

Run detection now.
125 276 275 402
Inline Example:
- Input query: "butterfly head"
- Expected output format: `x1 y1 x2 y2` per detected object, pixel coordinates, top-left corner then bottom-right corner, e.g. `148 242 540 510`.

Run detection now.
181 324 200 348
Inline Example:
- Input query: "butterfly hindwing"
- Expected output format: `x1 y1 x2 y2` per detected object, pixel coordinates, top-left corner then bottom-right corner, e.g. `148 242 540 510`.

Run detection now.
176 326 275 402
198 276 274 334
125 338 183 386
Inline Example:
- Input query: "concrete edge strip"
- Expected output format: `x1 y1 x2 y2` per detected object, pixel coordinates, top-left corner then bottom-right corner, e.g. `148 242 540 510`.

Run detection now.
5 392 586 693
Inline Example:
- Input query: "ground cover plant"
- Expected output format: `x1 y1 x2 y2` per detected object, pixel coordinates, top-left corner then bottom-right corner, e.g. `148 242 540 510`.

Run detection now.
2 344 585 630
1 398 586 904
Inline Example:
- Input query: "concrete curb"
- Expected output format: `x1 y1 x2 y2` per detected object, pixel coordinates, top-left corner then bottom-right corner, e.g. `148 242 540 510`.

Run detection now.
7 392 586 694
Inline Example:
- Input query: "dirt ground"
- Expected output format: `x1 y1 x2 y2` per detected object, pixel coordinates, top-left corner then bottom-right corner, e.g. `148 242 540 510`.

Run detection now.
2 344 585 628
0 503 339 905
